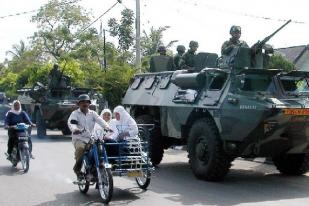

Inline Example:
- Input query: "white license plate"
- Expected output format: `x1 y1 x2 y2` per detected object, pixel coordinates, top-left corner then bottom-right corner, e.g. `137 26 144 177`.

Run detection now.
18 136 28 141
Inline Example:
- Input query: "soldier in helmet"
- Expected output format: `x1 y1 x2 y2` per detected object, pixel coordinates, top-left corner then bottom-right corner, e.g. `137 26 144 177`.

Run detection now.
48 64 62 89
149 45 175 72
181 41 199 69
173 45 186 70
221 25 249 55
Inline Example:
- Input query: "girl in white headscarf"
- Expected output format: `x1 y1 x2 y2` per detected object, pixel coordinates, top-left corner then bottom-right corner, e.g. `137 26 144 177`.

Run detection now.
94 108 117 140
111 105 139 141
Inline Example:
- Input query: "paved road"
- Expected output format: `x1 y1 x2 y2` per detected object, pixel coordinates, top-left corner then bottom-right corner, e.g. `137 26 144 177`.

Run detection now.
0 127 309 206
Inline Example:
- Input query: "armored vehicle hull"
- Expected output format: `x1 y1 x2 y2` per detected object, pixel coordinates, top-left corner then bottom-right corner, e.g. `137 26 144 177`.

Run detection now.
123 68 309 181
18 85 102 137
123 21 309 181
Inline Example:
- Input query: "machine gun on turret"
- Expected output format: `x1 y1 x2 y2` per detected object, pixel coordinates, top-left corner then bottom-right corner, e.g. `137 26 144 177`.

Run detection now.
251 19 291 54
249 19 292 69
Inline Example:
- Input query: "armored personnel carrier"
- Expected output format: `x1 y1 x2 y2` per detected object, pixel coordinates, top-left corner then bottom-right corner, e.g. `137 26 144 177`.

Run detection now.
18 65 106 138
123 20 309 181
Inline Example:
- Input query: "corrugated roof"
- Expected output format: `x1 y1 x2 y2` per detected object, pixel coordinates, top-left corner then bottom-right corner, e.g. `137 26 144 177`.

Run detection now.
276 45 308 63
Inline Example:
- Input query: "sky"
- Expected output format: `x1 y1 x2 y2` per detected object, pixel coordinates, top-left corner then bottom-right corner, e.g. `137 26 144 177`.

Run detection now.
0 0 308 62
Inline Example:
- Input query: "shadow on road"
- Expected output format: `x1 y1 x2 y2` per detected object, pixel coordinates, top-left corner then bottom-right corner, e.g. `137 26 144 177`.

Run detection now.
31 135 72 143
150 161 309 206
0 165 25 176
34 187 141 206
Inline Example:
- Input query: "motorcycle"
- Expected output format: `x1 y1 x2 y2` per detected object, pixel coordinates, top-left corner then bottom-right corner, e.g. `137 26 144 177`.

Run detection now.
74 130 113 204
5 123 31 173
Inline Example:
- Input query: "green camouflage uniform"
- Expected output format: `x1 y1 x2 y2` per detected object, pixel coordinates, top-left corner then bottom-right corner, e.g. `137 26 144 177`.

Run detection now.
221 38 249 55
173 53 183 70
181 50 196 68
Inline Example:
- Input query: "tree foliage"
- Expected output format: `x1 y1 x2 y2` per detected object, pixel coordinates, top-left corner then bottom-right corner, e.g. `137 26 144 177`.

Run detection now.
108 8 135 52
0 3 173 107
267 53 295 72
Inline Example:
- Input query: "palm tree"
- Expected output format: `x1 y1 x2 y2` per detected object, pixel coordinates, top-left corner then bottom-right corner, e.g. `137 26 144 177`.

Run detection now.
6 40 27 59
141 26 178 56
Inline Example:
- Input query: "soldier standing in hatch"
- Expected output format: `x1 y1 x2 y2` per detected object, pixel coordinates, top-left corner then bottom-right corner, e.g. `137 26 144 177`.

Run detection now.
49 64 62 89
181 41 199 69
173 45 186 70
221 25 249 55
149 46 175 72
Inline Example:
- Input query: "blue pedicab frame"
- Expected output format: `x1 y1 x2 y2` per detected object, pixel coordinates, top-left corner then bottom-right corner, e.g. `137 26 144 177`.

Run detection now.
76 124 154 204
104 124 154 189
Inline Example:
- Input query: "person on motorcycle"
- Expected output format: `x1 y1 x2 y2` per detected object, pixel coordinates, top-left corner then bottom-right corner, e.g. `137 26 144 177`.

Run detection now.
68 94 112 180
4 100 36 160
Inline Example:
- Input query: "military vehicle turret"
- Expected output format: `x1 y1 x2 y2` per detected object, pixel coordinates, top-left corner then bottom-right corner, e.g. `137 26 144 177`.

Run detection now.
123 20 309 181
18 65 107 138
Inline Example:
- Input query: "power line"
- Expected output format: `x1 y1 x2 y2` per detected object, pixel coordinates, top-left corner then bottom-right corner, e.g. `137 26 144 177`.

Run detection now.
0 0 79 20
0 9 38 19
80 1 121 33
179 0 307 24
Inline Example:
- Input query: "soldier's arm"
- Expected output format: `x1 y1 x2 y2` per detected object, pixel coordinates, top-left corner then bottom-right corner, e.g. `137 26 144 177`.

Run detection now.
221 41 234 55
149 57 155 72
240 41 249 48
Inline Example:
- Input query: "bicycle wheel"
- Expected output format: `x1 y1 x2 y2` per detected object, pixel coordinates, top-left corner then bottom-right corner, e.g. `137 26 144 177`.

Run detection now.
136 170 151 189
19 148 30 173
97 167 113 204
78 160 89 193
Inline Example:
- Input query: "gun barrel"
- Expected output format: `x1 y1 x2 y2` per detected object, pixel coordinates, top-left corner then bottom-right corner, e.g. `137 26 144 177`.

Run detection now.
253 19 292 50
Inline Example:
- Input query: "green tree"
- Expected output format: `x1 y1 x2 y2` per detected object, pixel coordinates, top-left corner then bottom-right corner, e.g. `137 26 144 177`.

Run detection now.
108 8 135 52
141 26 177 56
31 0 93 60
6 40 27 59
267 53 295 72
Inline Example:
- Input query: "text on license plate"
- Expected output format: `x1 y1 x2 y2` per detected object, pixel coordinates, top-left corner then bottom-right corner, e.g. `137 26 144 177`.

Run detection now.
284 109 309 116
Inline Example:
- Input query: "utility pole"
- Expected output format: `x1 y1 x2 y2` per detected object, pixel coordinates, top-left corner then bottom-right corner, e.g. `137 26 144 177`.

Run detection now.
135 0 141 72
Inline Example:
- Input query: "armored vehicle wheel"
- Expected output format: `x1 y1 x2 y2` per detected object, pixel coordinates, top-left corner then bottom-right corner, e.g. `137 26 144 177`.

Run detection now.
36 110 46 138
188 118 232 181
273 153 309 175
61 126 72 136
136 115 164 166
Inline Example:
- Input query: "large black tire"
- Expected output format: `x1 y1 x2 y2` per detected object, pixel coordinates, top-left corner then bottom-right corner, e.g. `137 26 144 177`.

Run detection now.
97 167 113 204
61 125 72 136
136 115 164 166
188 118 233 181
273 153 309 175
36 110 46 138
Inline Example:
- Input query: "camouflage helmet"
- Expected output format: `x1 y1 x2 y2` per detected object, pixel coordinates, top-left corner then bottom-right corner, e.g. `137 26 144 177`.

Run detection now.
78 94 91 104
176 45 186 52
189 41 199 48
230 25 241 34
157 45 166 53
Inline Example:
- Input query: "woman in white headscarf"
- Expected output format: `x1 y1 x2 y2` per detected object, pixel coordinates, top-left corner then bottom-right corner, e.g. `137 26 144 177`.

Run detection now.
5 100 35 159
94 108 117 140
112 105 139 141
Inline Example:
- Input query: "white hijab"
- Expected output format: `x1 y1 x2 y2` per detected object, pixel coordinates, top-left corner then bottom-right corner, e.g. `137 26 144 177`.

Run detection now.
113 105 138 138
113 106 131 125
9 100 22 115
100 108 112 123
